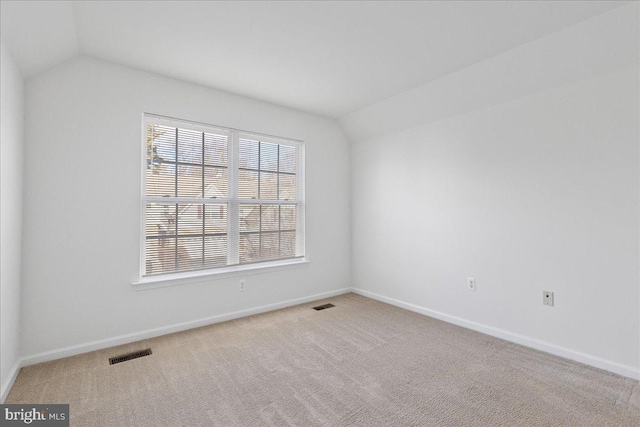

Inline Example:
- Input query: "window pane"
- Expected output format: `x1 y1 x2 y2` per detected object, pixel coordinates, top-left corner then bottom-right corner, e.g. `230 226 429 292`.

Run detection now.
239 234 259 263
280 205 296 230
146 165 176 197
177 203 202 235
204 133 227 167
261 205 279 231
176 237 203 272
260 142 278 172
146 203 176 237
204 204 227 234
177 164 202 198
146 237 176 274
239 138 259 169
280 231 296 258
204 166 228 198
278 174 296 200
204 236 227 268
278 145 296 174
239 170 258 199
239 204 260 233
259 171 278 200
148 124 176 164
261 233 279 260
177 128 202 165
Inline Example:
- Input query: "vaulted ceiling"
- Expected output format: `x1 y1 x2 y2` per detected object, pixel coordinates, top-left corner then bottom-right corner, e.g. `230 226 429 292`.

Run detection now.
0 1 629 118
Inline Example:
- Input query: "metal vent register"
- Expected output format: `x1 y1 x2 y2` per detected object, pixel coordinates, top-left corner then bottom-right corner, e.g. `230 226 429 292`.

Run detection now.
109 349 152 365
312 303 335 311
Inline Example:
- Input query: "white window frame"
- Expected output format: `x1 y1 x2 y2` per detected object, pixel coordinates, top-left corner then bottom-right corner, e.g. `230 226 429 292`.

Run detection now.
136 113 306 287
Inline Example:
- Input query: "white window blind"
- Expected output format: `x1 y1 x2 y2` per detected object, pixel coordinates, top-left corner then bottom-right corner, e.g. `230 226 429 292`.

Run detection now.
141 114 305 277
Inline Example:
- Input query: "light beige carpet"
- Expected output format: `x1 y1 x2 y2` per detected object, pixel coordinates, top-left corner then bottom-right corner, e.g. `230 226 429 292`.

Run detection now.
6 293 640 426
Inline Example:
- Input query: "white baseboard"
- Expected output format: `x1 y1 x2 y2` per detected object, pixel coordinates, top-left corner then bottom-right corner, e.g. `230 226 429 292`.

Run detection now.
9 285 636 402
20 288 351 368
1 358 23 403
351 287 640 380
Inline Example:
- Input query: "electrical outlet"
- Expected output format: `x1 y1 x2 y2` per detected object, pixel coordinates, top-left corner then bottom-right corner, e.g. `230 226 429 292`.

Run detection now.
239 280 246 292
468 277 476 291
543 291 554 306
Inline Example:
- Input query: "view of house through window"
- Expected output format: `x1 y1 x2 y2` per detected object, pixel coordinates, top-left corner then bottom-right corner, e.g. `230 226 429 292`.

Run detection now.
142 115 304 276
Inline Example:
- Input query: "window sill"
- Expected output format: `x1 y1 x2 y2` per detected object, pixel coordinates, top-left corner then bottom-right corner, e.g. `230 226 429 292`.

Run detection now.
132 258 310 291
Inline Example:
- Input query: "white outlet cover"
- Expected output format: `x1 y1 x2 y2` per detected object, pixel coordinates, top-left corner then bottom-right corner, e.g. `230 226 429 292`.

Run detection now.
468 277 476 291
543 291 554 306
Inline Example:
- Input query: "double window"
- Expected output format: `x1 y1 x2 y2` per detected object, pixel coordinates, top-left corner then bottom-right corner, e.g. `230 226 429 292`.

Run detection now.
141 114 305 277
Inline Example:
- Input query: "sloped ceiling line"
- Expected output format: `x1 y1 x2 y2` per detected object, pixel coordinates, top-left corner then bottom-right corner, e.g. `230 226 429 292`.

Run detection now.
0 1 631 119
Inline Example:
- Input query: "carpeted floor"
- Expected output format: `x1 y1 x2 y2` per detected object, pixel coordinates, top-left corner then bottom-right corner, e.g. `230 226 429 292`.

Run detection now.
6 293 640 426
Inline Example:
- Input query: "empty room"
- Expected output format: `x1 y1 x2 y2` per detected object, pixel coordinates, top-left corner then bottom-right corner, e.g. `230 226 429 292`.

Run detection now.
1 1 639 426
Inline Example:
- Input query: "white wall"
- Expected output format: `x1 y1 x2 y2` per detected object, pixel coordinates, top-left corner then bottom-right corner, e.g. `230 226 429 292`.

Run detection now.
1 41 25 399
21 57 351 357
347 5 640 376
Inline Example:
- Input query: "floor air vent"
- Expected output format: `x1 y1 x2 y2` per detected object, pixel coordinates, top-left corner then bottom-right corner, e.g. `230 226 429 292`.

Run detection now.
109 349 152 365
313 303 335 311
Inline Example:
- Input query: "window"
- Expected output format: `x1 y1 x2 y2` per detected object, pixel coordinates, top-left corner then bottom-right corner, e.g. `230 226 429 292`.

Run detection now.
141 114 305 277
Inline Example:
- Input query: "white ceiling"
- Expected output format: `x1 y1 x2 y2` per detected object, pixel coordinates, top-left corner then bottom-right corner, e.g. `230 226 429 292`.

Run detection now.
0 1 77 77
0 1 629 118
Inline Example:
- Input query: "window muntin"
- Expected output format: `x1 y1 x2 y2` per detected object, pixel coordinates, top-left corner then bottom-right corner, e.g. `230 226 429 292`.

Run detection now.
142 115 304 277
